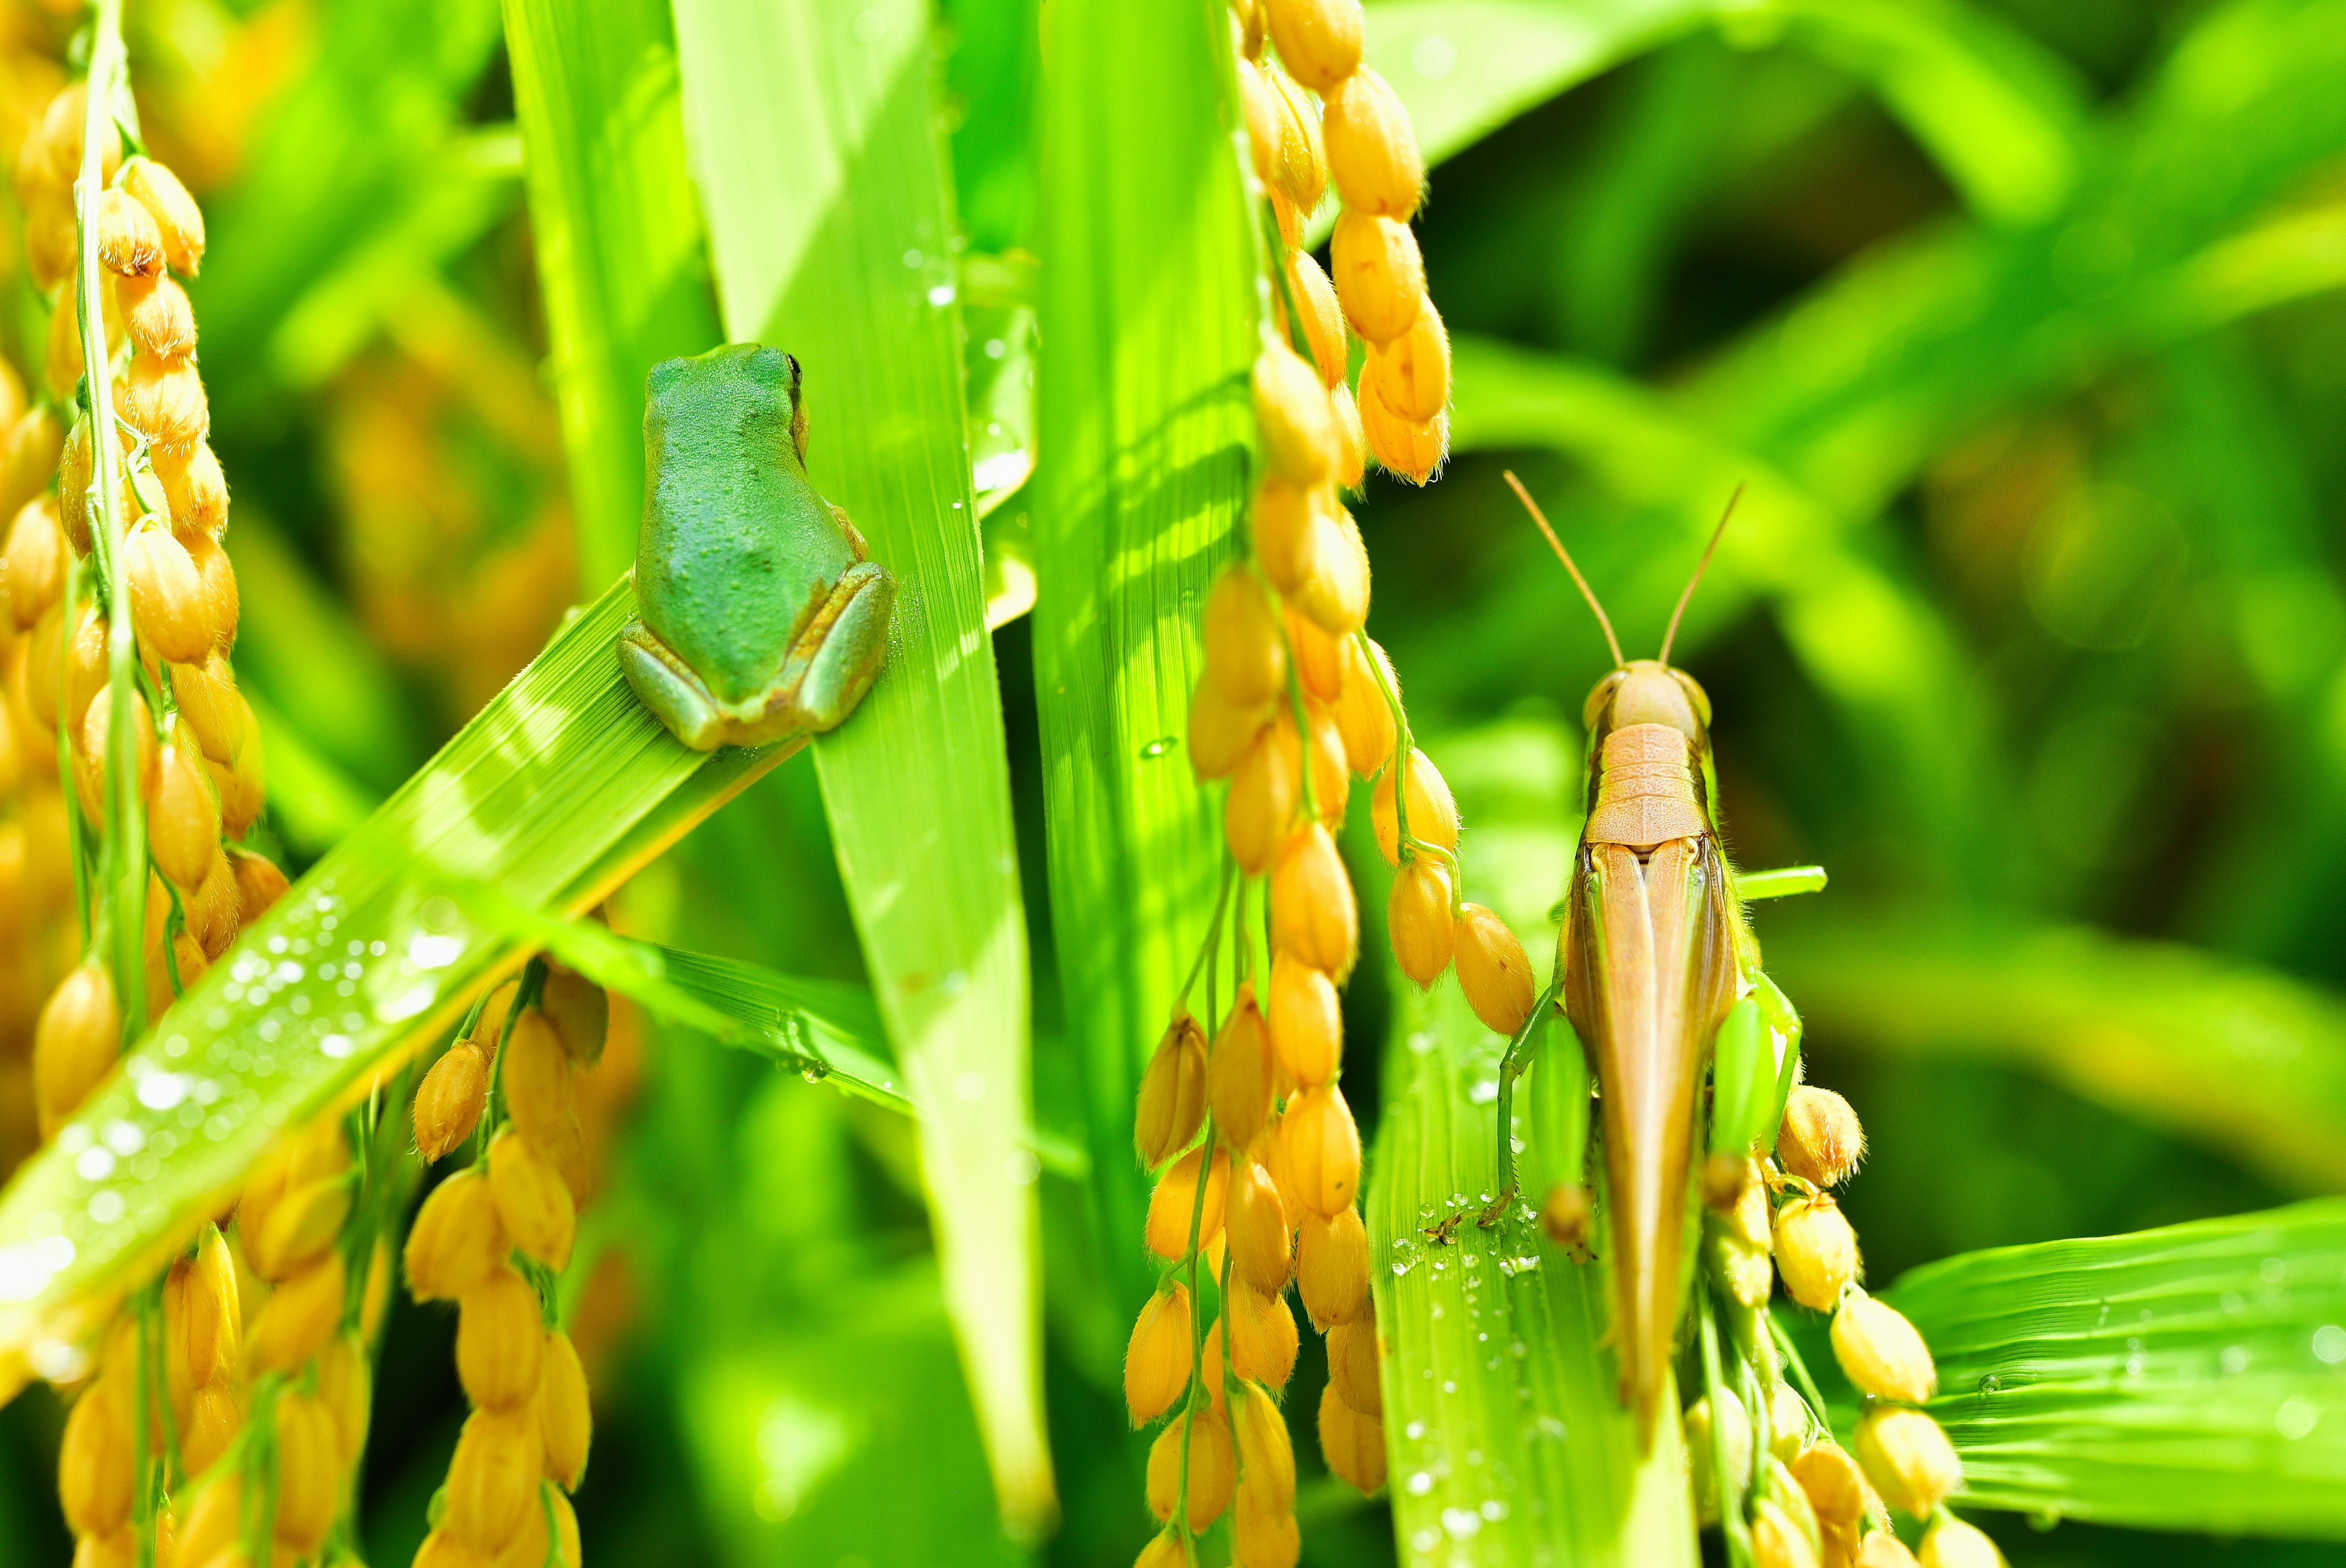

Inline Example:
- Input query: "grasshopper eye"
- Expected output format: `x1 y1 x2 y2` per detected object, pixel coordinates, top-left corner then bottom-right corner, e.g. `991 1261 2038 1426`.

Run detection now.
1582 671 1624 731
1672 670 1712 727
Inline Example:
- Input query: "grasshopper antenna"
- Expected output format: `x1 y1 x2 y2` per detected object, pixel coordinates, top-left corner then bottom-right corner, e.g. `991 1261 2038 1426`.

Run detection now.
1505 470 1625 670
1658 481 1744 667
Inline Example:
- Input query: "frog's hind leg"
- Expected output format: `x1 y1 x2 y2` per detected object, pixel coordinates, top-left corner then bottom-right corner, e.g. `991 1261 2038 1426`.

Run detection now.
618 621 731 751
793 561 897 733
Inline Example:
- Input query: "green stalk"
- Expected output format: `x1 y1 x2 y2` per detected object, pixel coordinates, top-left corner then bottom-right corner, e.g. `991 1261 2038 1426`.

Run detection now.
75 0 145 1034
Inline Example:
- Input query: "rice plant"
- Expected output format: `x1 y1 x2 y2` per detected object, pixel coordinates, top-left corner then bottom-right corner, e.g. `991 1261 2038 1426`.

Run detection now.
0 0 2340 1564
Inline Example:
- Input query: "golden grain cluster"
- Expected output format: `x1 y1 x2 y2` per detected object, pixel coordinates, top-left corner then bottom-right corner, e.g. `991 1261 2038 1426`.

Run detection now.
1700 1087 1998 1568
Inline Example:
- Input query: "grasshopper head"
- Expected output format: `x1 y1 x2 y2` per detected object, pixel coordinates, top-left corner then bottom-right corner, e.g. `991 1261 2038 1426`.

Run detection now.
1583 659 1711 740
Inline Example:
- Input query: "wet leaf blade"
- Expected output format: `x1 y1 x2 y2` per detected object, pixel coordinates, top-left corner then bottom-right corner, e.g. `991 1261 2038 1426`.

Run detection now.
0 579 780 1345
1368 716 1699 1567
1028 0 1255 1336
1884 1202 2346 1536
671 0 1048 1531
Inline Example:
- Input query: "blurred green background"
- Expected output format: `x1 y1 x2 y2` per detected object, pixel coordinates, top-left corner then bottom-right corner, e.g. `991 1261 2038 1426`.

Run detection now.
3 0 2345 1563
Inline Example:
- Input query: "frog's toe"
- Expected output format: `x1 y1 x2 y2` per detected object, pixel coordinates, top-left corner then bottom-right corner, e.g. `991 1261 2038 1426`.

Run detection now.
618 624 729 751
798 561 897 733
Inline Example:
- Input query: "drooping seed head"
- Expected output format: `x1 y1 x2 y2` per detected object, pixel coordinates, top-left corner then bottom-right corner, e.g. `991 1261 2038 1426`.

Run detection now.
1146 1408 1235 1531
1271 820 1358 975
1221 1162 1289 1298
1146 1143 1230 1260
122 157 205 275
1204 564 1286 710
1123 1283 1193 1425
1857 1530 1924 1567
1752 1498 1822 1568
445 1404 546 1552
412 1041 491 1162
405 1167 509 1301
1280 1082 1361 1217
272 1390 340 1554
1770 1380 1811 1461
456 1264 546 1411
317 1329 373 1471
183 1380 239 1477
1370 748 1457 864
1778 1085 1866 1188
119 273 197 362
1854 1406 1960 1517
538 963 609 1065
1303 699 1350 823
541 1327 593 1490
228 845 288 922
1138 1010 1211 1165
1325 1317 1382 1415
1832 1292 1939 1405
1287 250 1347 388
1368 301 1450 424
1234 1487 1299 1568
1331 194 1431 330
33 962 121 1138
1323 65 1423 218
57 1370 133 1535
254 1176 353 1280
1919 1516 2006 1568
1386 855 1455 986
1329 379 1367 489
1233 1379 1298 1515
1253 341 1339 488
1263 63 1328 212
500 1008 576 1151
76 681 161 831
2 495 64 630
186 846 239 958
1791 1441 1869 1531
121 354 210 454
1188 676 1271 782
1252 476 1320 596
1136 1530 1196 1568
96 186 165 277
1455 904 1535 1037
1290 502 1371 636
1238 57 1278 186
1358 371 1449 484
1210 1002 1276 1154
1332 636 1396 778
156 440 228 540
1296 1204 1368 1328
488 1126 576 1270
185 531 238 654
1265 0 1364 92
247 1251 345 1374
1224 710 1302 874
149 732 220 891
1224 1278 1300 1388
1774 1195 1862 1311
1317 1378 1386 1494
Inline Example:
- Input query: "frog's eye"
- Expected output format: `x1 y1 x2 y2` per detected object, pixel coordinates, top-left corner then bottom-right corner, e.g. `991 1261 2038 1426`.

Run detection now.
783 352 803 393
1582 671 1624 731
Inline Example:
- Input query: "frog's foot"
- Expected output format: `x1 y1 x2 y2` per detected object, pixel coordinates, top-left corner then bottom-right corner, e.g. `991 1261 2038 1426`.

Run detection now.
789 560 896 734
618 621 731 751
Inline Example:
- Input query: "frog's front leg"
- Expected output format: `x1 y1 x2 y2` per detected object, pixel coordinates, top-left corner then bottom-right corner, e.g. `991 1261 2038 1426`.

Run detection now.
617 623 732 751
787 559 896 732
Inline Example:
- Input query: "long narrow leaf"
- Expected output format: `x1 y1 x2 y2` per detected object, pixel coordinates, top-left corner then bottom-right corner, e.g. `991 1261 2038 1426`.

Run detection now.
503 0 723 591
1887 1202 2346 1536
1368 717 1699 1566
1029 0 1255 1336
0 582 784 1355
670 0 1047 1532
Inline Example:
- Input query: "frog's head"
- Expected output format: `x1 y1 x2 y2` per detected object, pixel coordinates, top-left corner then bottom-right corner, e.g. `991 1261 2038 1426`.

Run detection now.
650 343 812 465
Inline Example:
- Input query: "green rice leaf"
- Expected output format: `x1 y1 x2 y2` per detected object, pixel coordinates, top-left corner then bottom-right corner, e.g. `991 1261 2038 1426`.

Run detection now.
670 0 1047 1532
1028 0 1254 1339
1369 716 1698 1567
1765 917 2346 1195
1888 1202 2346 1536
503 0 723 591
0 581 783 1351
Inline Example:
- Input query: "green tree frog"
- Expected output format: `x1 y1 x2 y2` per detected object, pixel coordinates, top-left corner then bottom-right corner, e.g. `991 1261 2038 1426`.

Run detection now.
618 345 896 751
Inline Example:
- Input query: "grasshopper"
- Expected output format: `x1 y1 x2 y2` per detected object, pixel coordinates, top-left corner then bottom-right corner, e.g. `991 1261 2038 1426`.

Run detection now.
1480 474 1817 1444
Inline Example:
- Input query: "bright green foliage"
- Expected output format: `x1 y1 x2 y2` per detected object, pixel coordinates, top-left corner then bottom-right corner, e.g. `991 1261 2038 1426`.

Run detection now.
1367 717 1698 1567
503 0 723 588
0 582 773 1330
1890 1202 2346 1535
1028 0 1257 1332
671 0 1047 1529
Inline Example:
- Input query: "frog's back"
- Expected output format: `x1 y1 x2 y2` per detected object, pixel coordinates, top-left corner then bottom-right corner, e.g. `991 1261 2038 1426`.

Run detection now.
636 345 855 707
